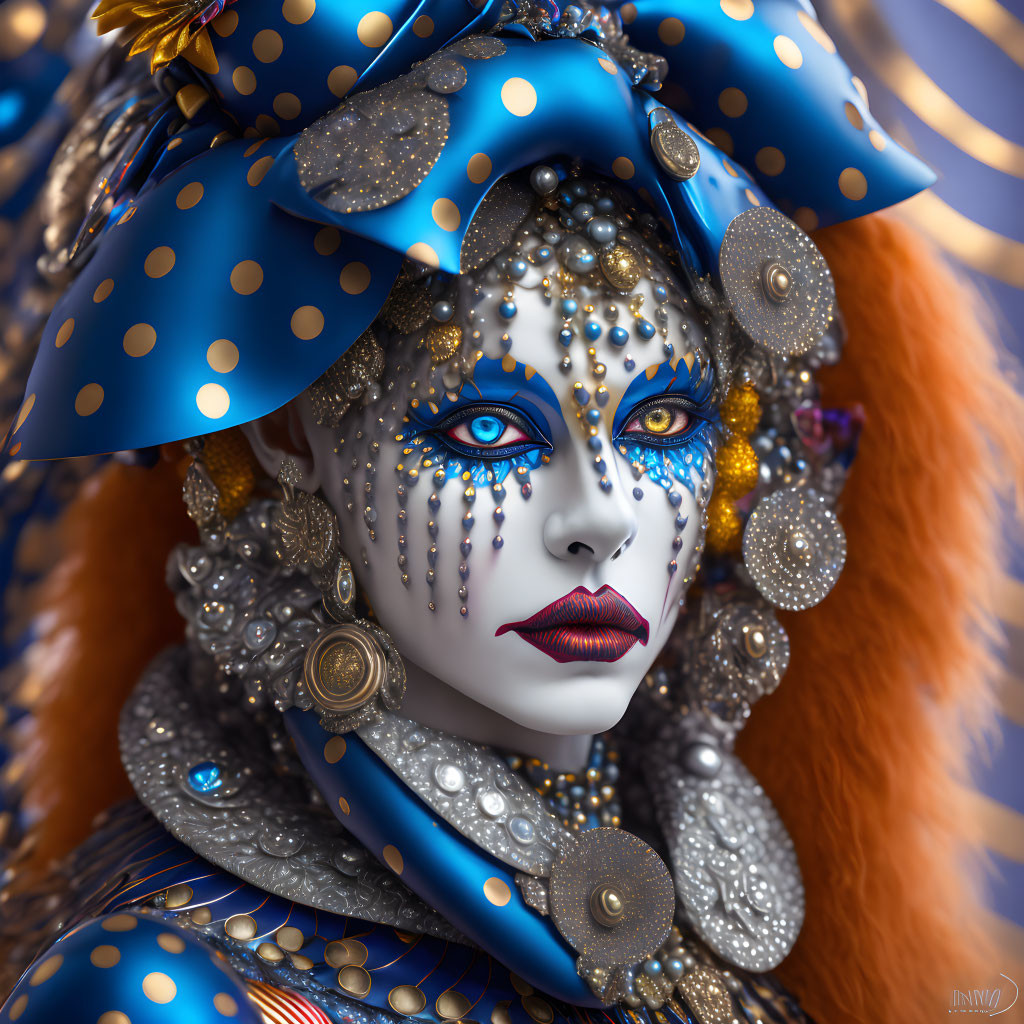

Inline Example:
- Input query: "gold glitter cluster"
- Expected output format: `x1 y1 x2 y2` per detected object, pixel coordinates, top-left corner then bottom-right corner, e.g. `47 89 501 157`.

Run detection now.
706 383 761 554
203 428 257 520
92 0 219 73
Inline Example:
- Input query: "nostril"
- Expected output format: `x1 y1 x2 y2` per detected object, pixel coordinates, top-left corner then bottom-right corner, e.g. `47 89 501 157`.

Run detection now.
568 541 596 556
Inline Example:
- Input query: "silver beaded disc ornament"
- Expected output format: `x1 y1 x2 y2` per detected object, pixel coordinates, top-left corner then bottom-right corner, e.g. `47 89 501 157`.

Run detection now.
743 488 847 611
718 207 835 357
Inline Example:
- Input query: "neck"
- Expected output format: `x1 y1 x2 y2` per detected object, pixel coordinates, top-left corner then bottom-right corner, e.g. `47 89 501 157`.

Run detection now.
399 660 593 772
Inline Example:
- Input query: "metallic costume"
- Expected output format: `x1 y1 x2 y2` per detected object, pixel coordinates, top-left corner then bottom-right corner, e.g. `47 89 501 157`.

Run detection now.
0 2 936 1022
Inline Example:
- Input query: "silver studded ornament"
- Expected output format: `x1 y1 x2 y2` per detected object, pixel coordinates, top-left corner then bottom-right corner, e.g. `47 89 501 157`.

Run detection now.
743 487 847 611
718 206 835 357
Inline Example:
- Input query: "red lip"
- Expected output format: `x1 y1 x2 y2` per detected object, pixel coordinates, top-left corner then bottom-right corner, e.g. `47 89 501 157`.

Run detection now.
496 586 650 664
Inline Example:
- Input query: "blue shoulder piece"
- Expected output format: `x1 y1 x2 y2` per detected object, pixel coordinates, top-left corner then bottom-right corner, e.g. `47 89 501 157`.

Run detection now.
0 912 260 1024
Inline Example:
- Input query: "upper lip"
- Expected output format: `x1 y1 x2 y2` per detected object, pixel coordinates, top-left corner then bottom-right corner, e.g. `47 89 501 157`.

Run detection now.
496 586 649 643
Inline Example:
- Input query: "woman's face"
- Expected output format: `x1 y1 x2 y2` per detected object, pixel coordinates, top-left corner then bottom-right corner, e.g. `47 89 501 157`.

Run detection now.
304 270 719 737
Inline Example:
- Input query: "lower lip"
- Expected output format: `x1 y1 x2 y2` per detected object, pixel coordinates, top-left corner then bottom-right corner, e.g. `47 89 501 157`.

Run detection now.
510 625 642 664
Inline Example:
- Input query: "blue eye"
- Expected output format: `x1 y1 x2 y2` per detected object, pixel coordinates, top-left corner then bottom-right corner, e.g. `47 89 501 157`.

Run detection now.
467 415 504 444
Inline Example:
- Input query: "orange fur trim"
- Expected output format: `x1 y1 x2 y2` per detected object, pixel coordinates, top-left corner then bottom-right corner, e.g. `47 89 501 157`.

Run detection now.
16 453 194 876
738 213 1023 1023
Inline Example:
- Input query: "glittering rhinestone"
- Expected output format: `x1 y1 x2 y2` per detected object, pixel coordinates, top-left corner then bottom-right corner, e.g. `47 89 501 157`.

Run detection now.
476 788 506 818
187 761 222 792
434 762 465 793
509 816 535 844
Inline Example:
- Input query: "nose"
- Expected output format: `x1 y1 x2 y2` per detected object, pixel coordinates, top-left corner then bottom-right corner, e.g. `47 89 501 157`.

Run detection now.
542 452 639 564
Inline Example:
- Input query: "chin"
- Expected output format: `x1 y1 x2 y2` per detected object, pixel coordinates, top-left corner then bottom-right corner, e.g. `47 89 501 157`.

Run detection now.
488 673 640 737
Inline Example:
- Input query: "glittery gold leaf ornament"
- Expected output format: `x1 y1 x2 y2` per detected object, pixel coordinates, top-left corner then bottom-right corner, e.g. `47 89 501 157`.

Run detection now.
273 459 339 576
707 382 761 554
202 428 257 521
92 0 226 73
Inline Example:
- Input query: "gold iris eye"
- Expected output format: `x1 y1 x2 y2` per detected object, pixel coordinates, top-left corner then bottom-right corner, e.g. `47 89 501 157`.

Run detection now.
642 406 673 433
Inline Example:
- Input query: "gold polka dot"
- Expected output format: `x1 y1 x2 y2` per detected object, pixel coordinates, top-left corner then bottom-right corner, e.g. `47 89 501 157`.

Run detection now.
620 2 637 23
744 188 761 206
705 127 734 155
0 0 46 61
658 16 685 46
774 35 803 69
90 945 120 968
275 926 304 952
325 939 368 968
339 261 371 294
254 114 279 137
232 66 256 95
869 129 886 151
207 339 239 373
382 844 403 874
324 736 347 762
357 11 392 47
337 965 371 998
597 57 617 74
612 156 634 180
282 0 314 25
142 972 176 1004
256 942 284 962
273 92 301 120
389 985 427 1015
214 992 238 1016
291 305 324 339
436 990 471 1020
102 914 138 932
247 155 274 187
9 994 27 1021
55 317 74 347
501 77 537 117
467 152 491 184
314 227 340 255
144 245 175 278
290 953 314 970
224 915 257 940
93 278 114 302
29 954 63 985
839 166 867 200
406 242 439 268
483 877 511 906
720 0 753 20
191 907 212 925
718 87 747 118
337 795 350 814
844 101 864 131
252 29 282 62
432 198 460 232
244 139 266 158
755 146 785 176
123 323 156 357
196 383 230 418
158 932 186 954
797 10 835 53
75 384 103 417
328 65 357 98
852 75 869 106
413 14 433 37
98 1013 130 1024
165 884 193 909
793 207 819 231
212 9 237 36
230 259 263 294
167 136 183 150
12 393 34 434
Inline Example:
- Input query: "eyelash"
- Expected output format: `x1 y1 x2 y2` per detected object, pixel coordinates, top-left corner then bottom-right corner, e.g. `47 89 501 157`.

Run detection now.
617 397 704 447
432 405 550 460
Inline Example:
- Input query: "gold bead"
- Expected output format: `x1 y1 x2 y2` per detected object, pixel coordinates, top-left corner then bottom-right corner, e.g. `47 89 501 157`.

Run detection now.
427 322 462 364
719 383 761 437
600 245 642 291
715 437 759 496
705 493 742 554
203 428 257 520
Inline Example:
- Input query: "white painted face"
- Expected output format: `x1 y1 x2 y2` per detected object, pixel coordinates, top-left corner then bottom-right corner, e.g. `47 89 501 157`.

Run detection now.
301 261 719 739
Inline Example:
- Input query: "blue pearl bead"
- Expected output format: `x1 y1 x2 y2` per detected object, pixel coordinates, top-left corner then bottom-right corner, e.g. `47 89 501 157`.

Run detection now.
559 328 573 346
599 478 613 492
665 959 684 980
535 246 552 262
585 408 601 424
587 216 617 244
637 319 656 339
509 258 528 279
492 536 504 549
573 386 590 406
643 959 663 977
609 326 629 347
499 301 517 319
654 284 668 301
584 321 601 341
624 357 635 371
572 202 594 223
188 761 223 793
632 487 644 501
668 491 683 507
561 298 578 317
596 197 615 213
587 437 602 451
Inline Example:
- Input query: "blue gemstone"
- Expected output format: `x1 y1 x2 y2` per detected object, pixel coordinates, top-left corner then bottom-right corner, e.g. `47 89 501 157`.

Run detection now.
654 284 668 302
509 259 528 279
637 319 656 339
559 328 573 347
469 415 503 444
609 326 629 346
499 301 517 319
633 487 644 501
188 761 223 793
584 321 601 341
492 536 504 549
561 298 578 317
624 358 635 371
585 409 601 425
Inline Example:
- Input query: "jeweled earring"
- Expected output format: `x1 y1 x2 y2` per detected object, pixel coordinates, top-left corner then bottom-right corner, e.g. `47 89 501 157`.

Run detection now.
274 459 406 733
